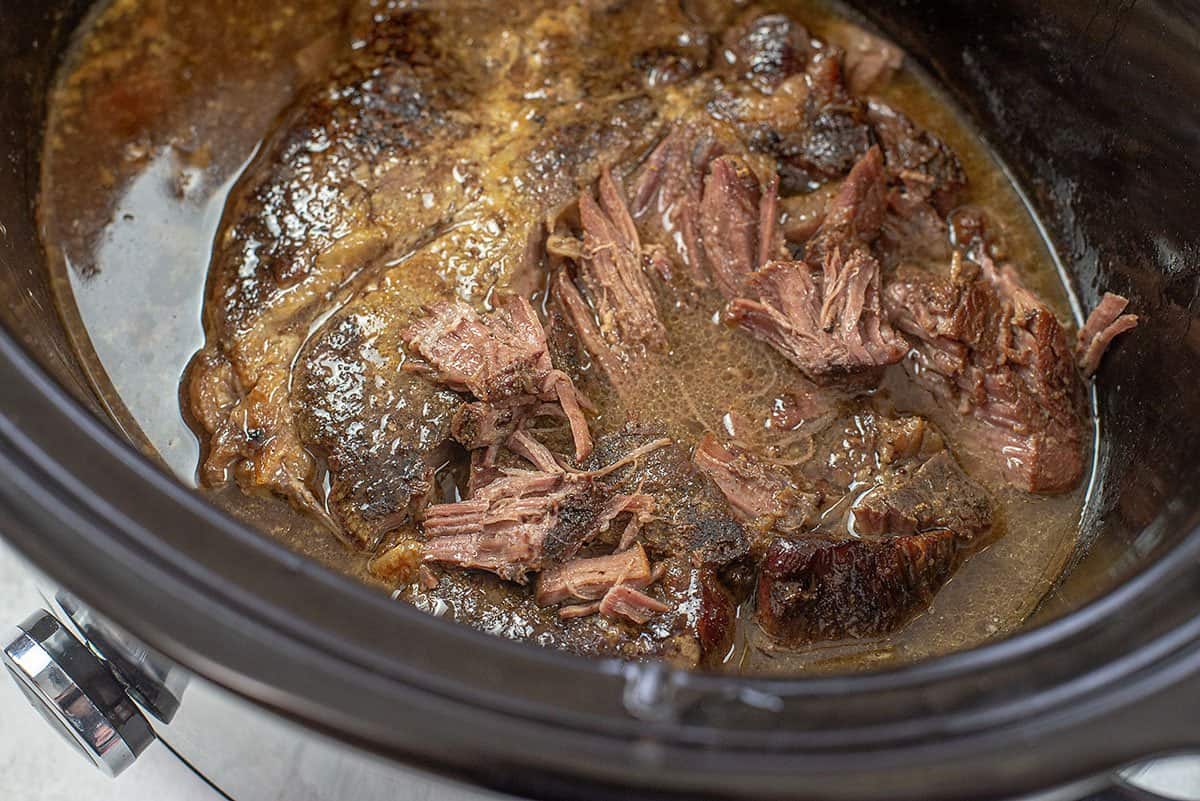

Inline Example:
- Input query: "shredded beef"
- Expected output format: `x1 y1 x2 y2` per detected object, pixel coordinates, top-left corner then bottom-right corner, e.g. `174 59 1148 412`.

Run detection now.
694 434 821 534
599 584 671 624
536 543 656 605
403 296 593 460
629 123 725 286
421 472 606 583
727 249 907 381
885 256 1085 493
698 155 783 297
1078 292 1138 377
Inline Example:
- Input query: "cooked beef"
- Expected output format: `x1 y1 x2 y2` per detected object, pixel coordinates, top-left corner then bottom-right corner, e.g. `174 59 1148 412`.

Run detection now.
787 47 873 184
852 451 992 538
699 155 782 297
885 256 1086 493
707 23 870 193
177 0 1113 670
725 12 812 92
403 296 551 401
878 189 953 270
629 123 726 286
694 434 821 535
535 543 656 606
599 584 671 624
805 145 887 260
292 304 462 548
552 170 668 388
402 296 593 460
422 471 607 583
1078 292 1138 376
188 4 665 541
727 249 907 381
835 24 903 96
756 530 959 642
867 100 966 215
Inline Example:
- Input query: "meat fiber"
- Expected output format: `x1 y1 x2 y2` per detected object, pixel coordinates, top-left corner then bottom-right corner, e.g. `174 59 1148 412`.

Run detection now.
1078 292 1138 376
693 434 821 535
885 256 1086 493
552 171 668 388
403 296 593 459
421 472 606 583
727 249 907 381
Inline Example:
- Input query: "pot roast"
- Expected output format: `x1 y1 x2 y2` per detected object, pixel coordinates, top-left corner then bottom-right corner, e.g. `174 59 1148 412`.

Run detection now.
174 0 1137 669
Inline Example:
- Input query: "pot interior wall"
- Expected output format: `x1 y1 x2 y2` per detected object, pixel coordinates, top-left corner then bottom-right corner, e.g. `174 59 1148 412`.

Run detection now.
1 0 1198 657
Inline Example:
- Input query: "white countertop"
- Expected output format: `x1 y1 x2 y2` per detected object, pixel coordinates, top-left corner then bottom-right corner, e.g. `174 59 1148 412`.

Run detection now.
0 541 219 801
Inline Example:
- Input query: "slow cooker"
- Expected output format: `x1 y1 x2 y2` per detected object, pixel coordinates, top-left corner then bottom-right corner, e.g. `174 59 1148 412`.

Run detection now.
2 1 1199 799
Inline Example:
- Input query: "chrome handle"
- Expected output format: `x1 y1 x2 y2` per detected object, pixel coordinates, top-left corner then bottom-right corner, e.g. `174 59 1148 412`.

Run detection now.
2 610 154 777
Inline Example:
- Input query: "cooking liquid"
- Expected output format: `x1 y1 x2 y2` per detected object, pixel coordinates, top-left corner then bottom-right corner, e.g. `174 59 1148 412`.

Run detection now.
39 0 1089 673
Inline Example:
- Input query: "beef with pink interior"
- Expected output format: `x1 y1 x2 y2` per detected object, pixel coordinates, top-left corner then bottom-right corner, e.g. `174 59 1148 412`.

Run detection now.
403 296 593 459
885 256 1085 493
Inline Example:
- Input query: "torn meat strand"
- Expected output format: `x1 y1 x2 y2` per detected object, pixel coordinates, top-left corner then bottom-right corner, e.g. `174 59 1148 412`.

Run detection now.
403 296 593 459
599 585 670 624
1078 292 1138 377
728 248 906 380
535 543 654 606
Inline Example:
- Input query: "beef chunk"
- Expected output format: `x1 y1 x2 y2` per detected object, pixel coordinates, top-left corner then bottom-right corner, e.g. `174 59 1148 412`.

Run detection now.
852 452 992 539
725 12 812 91
758 445 991 644
422 472 607 583
629 123 726 286
403 296 593 459
1078 292 1138 377
885 256 1086 493
536 543 656 605
693 434 821 535
756 530 959 642
836 25 903 95
707 39 870 193
727 248 907 381
788 47 872 183
805 145 887 260
867 100 966 215
699 155 782 297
